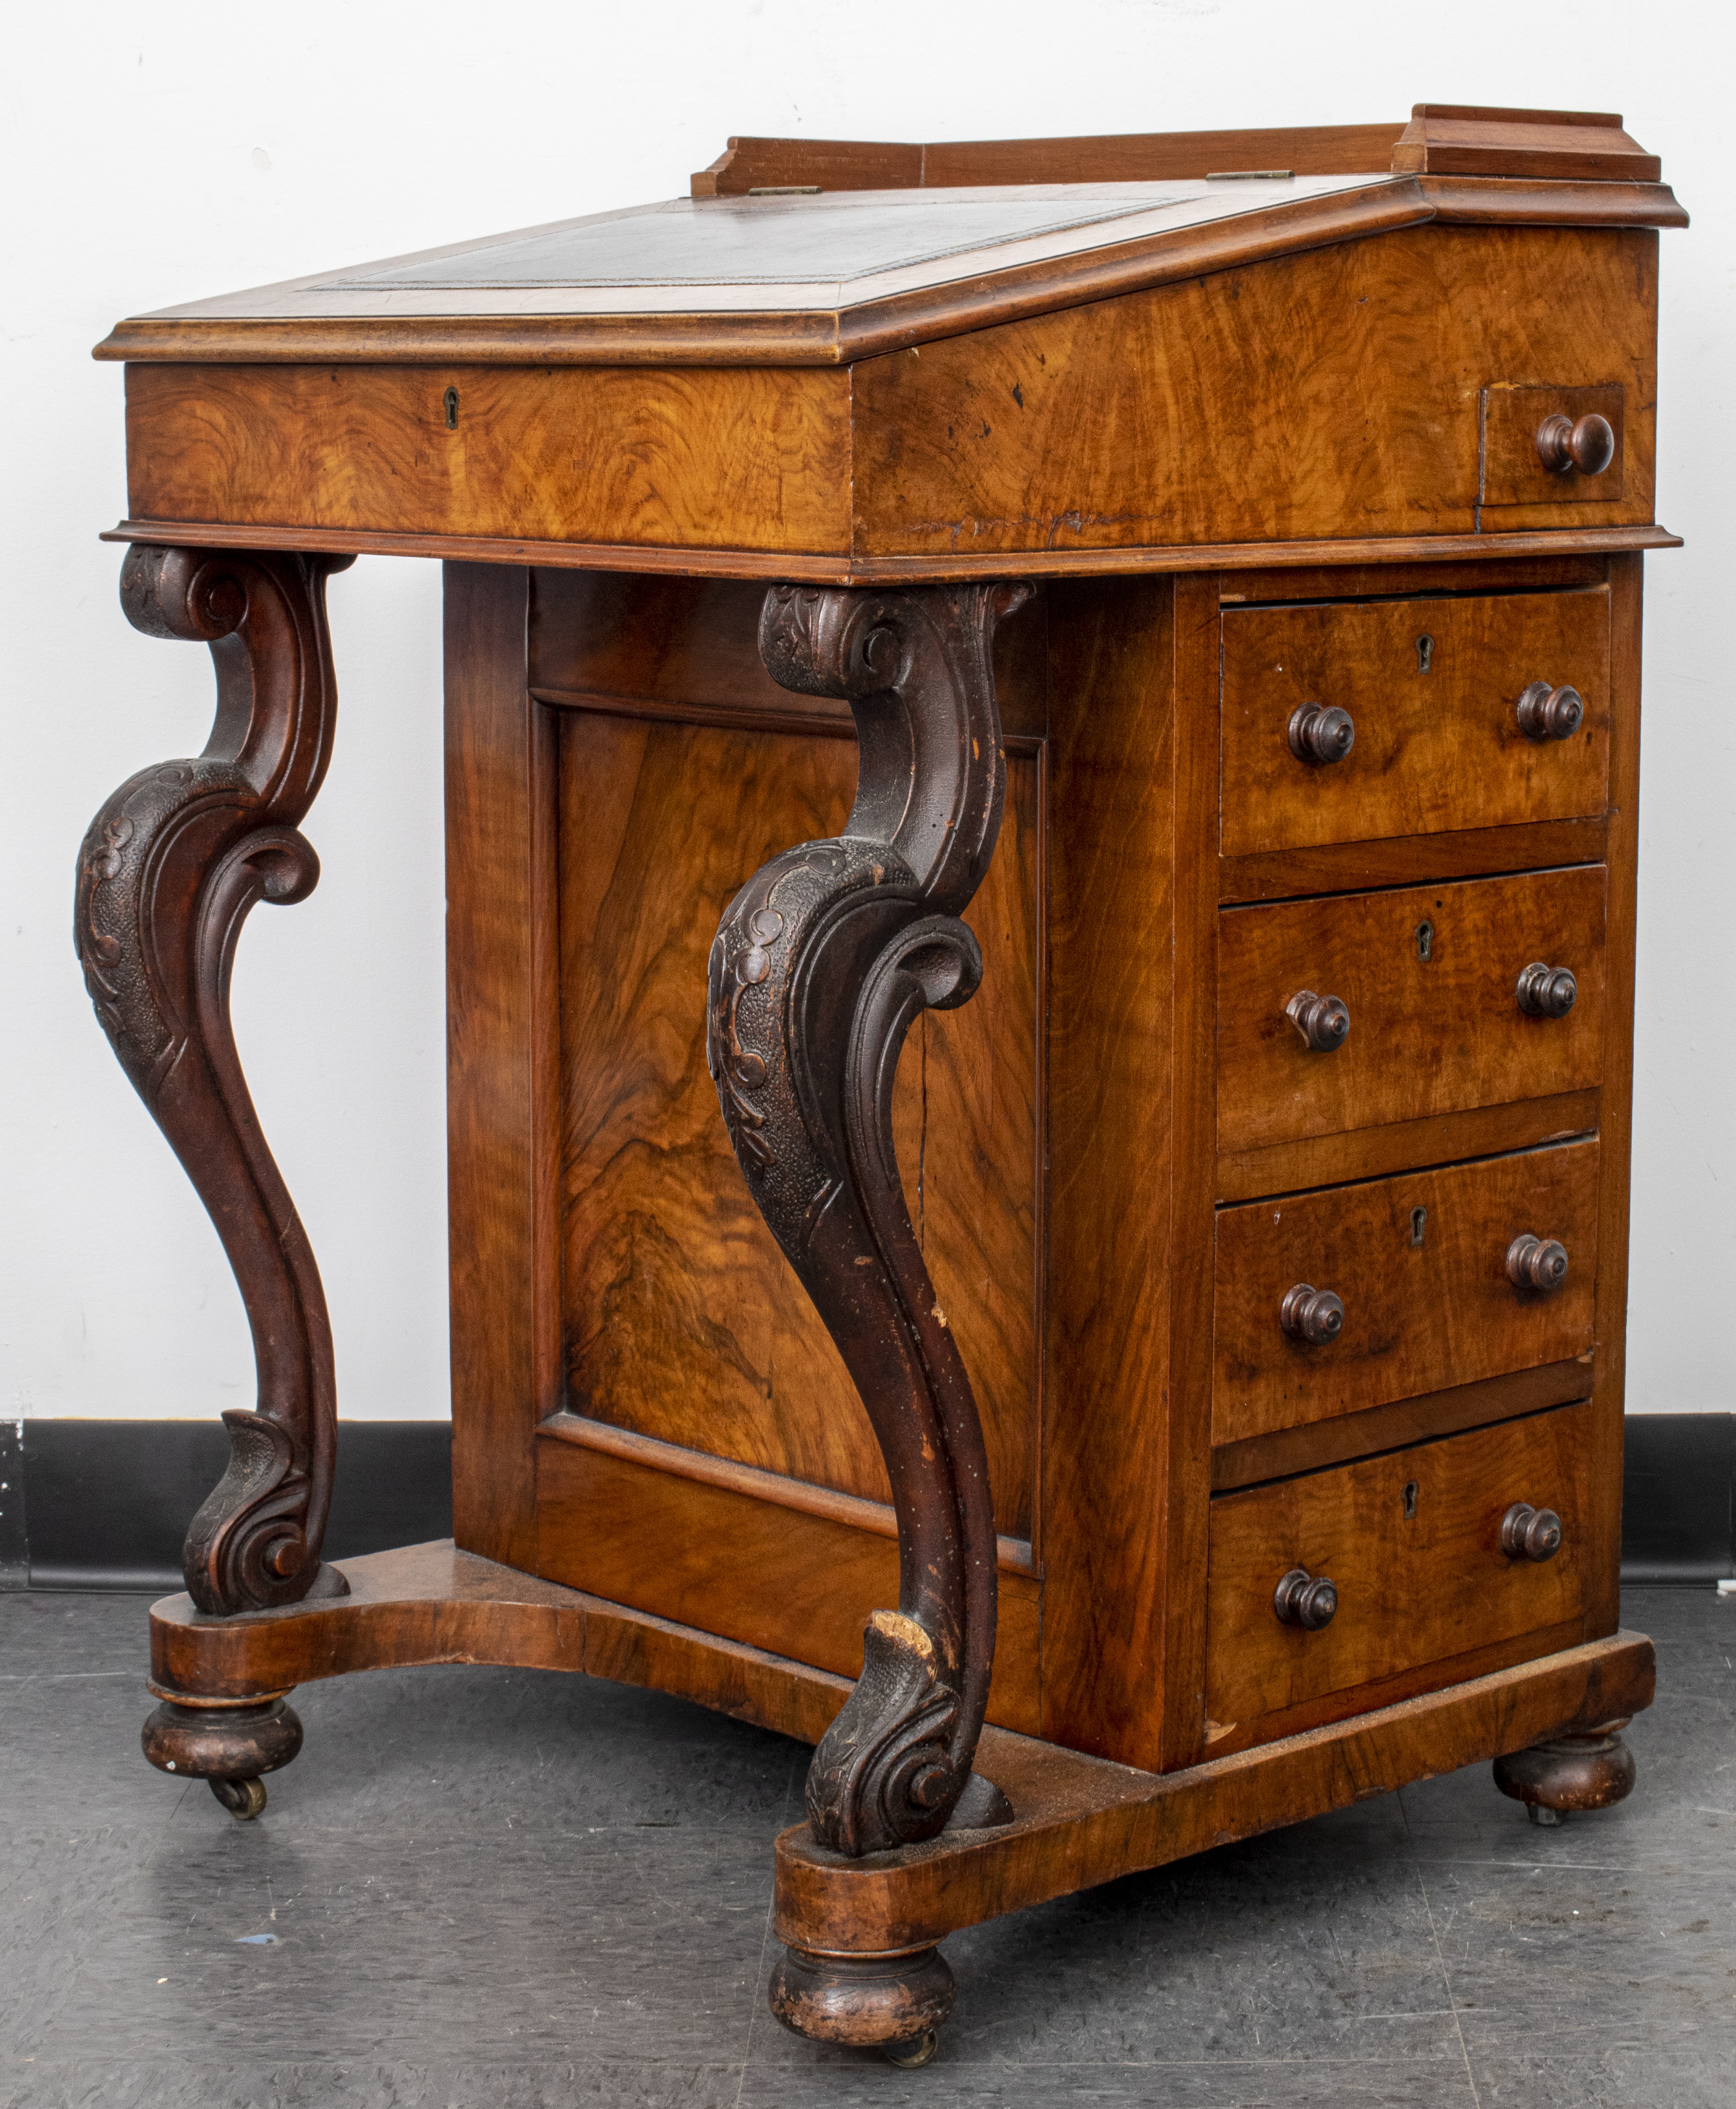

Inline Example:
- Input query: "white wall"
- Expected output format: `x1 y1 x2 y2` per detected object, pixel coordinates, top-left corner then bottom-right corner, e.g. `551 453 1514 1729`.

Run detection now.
3 0 1729 1422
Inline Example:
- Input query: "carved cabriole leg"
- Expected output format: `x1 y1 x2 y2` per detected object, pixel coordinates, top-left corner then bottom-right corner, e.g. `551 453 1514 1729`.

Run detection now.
1493 1716 1638 1824
707 581 1027 2053
77 546 352 1701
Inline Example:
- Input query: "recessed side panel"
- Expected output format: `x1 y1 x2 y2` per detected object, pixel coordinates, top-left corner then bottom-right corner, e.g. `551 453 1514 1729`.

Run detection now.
548 683 1042 1541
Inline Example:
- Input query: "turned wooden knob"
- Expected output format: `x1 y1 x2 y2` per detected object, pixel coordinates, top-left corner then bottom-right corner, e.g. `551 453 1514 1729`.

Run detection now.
1501 1501 1564 1561
1274 1567 1338 1629
1288 703 1355 766
1516 682 1585 742
1285 989 1350 1051
1536 411 1616 477
1507 1232 1569 1293
1515 962 1577 1018
1280 1282 1344 1344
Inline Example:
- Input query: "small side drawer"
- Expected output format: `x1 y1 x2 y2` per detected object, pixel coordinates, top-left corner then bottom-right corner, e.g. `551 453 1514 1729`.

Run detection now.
1220 587 1610 857
1205 1403 1591 1738
1213 1140 1599 1448
1217 867 1606 1155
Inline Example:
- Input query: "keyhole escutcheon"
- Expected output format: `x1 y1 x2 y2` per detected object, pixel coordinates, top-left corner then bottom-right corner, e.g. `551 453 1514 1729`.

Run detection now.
1416 635 1434 674
443 386 460 430
1403 1480 1420 1521
1416 919 1434 962
1410 1205 1427 1247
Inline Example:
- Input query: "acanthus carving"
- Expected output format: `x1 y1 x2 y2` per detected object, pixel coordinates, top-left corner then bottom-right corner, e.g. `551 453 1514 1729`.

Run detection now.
707 581 1027 1856
76 545 354 1615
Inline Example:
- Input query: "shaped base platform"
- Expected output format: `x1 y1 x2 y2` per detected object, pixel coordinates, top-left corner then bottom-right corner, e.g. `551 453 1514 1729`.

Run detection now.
145 1541 1656 2054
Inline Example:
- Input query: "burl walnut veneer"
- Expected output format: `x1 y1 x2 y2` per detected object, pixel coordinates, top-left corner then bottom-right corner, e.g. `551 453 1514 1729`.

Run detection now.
82 103 1681 2063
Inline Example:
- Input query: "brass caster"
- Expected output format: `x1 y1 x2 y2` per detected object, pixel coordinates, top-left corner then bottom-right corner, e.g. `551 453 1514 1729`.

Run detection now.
885 2030 938 2068
208 1775 268 1820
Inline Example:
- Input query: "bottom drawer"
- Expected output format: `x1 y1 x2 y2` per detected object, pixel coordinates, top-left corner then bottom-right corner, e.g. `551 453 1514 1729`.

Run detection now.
1204 1402 1591 1743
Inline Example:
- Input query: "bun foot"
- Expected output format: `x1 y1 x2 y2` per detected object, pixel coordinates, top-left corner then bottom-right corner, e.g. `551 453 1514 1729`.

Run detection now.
769 1943 956 2053
1494 1717 1636 1820
142 1692 302 1817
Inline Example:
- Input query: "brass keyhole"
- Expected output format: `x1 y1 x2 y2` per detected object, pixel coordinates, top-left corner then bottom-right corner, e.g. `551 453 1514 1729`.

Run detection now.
1416 919 1434 962
1416 635 1434 674
1410 1205 1427 1247
443 386 459 430
1403 1480 1420 1520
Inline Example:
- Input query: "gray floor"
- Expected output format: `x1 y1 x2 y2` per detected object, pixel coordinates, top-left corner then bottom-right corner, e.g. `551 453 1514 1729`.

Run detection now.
1 1586 1730 2109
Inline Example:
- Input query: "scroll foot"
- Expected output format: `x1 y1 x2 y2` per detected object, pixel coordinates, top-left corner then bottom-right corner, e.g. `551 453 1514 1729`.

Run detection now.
1493 1717 1636 1820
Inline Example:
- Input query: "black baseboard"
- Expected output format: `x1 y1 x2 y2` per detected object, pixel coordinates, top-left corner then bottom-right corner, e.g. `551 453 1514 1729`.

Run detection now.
4 1420 452 1592
1 1414 1729 1593
1620 1412 1735 1582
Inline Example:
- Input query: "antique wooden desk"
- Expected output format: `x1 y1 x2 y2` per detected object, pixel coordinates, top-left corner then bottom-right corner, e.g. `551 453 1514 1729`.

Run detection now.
84 104 1684 2063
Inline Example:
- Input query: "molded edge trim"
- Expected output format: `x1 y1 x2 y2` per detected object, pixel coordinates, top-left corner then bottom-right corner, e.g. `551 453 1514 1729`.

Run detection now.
98 520 1685 586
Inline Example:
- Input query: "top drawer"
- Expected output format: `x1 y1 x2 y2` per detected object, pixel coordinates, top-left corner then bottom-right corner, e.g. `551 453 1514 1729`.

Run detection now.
1220 589 1610 857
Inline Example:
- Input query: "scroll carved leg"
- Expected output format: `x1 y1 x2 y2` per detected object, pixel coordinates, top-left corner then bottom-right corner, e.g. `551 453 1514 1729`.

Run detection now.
77 546 353 1635
1494 1717 1638 1823
708 581 1027 2053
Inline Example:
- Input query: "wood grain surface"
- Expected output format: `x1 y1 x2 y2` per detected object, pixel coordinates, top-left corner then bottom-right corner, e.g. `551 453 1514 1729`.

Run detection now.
694 124 1410 195
445 565 549 1570
551 703 1040 1534
851 228 1658 555
1214 1087 1601 1204
1483 384 1626 510
532 1435 1041 1732
1585 553 1645 1636
1209 1357 1595 1490
1220 587 1611 854
1212 1140 1600 1444
1219 818 1611 905
100 514 1683 585
1217 867 1608 1155
1037 577 1182 1768
1204 1401 1593 1735
126 362 851 553
773 1628 1656 1953
149 1537 854 1744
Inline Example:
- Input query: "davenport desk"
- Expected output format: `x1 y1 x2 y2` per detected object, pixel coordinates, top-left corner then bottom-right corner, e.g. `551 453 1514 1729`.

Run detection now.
82 104 1685 2063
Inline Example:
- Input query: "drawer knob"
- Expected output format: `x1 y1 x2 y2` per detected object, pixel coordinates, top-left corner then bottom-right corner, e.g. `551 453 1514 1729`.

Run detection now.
1274 1567 1339 1630
1501 1501 1564 1562
1288 703 1356 766
1515 962 1577 1018
1281 1282 1345 1345
1507 1232 1570 1293
1536 411 1616 478
1286 989 1350 1051
1516 681 1585 742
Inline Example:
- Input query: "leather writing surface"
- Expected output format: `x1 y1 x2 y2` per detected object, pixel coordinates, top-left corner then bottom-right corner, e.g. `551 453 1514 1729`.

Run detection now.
319 184 1206 289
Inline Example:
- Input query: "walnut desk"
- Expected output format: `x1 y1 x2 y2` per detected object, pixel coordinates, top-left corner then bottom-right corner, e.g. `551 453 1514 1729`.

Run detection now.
83 104 1684 2063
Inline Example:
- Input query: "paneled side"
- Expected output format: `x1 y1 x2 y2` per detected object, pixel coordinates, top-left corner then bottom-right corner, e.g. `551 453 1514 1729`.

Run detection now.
851 226 1657 556
548 654 1042 1542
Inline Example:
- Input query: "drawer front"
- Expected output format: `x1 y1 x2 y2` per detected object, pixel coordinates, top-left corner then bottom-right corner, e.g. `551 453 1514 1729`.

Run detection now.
1212 1141 1599 1447
1217 867 1606 1155
1205 1403 1591 1731
1220 588 1610 856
